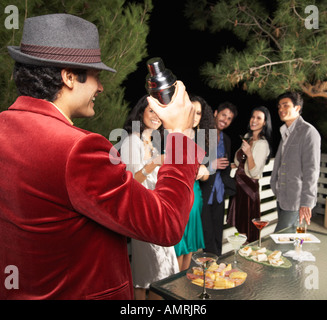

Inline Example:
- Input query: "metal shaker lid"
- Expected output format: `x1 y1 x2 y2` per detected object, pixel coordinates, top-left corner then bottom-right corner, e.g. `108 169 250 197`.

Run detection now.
146 57 176 91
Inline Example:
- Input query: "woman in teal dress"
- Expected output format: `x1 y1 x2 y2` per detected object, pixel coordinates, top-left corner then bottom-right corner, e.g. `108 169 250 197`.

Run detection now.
175 95 217 271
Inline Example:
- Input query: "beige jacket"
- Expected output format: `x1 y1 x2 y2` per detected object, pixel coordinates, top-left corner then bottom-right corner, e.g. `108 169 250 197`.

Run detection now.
234 137 269 179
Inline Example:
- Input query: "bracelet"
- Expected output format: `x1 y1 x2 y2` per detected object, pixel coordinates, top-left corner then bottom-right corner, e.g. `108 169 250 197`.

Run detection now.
141 167 150 176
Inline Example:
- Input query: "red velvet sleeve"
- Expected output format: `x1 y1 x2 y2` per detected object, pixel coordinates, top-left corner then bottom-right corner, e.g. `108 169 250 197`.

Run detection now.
66 132 205 246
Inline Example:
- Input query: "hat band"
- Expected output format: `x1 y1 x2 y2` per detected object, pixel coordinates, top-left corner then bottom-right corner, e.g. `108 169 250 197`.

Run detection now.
21 43 102 64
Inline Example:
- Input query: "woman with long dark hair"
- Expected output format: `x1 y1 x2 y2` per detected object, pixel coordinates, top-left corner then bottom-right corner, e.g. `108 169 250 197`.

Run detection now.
227 106 273 242
120 95 178 300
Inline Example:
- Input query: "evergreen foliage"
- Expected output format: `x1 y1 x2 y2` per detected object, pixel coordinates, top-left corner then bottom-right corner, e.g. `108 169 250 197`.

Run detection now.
185 0 327 100
0 0 153 138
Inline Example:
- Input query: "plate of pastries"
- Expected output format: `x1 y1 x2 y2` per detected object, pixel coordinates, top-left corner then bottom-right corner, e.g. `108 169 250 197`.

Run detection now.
238 246 292 268
186 262 247 290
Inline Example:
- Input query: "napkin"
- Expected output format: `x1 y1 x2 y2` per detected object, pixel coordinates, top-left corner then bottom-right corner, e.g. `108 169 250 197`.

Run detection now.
284 250 316 262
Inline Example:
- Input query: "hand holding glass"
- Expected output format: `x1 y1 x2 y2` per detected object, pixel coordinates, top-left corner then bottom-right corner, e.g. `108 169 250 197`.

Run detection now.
239 135 249 160
296 218 307 233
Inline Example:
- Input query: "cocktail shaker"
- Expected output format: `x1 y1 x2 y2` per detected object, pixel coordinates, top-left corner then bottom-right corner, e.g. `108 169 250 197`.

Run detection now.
146 57 177 105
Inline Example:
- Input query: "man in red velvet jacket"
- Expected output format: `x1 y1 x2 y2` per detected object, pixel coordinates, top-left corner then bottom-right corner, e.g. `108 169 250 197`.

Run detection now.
0 14 203 299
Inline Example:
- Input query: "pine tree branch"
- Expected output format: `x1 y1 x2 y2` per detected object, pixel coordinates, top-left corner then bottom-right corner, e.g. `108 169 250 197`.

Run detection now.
301 81 327 99
226 19 256 27
249 58 320 74
291 3 306 21
238 4 282 51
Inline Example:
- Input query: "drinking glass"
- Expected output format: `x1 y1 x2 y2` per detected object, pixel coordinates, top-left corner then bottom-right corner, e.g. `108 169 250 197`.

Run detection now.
239 135 249 161
227 233 247 266
296 218 307 233
252 218 269 248
192 252 218 299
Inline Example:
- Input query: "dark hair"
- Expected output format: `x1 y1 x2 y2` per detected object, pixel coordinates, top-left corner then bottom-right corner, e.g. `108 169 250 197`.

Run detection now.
215 101 238 119
189 94 217 150
123 95 149 134
13 62 87 101
247 106 273 164
277 91 303 114
123 95 164 151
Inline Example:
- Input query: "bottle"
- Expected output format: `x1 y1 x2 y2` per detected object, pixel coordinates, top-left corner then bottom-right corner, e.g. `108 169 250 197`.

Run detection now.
145 57 177 105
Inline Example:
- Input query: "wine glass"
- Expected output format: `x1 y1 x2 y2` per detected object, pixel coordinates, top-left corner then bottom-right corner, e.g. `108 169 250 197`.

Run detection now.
192 252 218 299
227 233 247 266
239 135 249 161
252 218 269 248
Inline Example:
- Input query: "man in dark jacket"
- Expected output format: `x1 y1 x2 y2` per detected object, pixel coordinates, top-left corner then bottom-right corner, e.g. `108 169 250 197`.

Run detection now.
200 102 237 256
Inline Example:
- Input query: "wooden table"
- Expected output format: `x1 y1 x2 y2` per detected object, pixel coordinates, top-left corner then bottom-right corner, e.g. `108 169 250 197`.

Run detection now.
150 226 327 300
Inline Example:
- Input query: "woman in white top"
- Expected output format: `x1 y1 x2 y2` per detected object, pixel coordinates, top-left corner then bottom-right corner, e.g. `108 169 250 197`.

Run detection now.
227 106 272 242
120 95 179 300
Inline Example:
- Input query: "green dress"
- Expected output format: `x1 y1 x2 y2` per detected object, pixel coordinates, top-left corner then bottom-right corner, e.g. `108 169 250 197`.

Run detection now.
174 180 205 256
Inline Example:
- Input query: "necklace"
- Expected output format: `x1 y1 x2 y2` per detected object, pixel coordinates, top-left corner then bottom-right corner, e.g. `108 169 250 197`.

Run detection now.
49 101 74 125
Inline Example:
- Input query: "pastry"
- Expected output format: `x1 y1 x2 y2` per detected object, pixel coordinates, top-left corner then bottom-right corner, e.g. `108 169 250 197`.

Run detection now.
214 277 235 289
252 253 268 262
268 250 282 260
229 271 247 280
192 267 203 276
269 258 284 266
219 263 232 276
239 246 252 256
192 278 204 286
207 262 219 271
206 271 216 281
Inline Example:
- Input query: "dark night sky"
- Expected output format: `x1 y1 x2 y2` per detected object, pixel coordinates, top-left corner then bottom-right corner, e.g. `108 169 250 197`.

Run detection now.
123 1 282 156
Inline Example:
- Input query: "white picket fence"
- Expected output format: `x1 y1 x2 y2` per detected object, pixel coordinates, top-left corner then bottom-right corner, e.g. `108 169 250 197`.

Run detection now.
221 153 327 254
316 153 327 216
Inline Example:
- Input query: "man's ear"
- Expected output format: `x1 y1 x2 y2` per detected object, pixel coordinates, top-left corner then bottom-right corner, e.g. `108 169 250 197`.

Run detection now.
61 69 76 89
294 105 301 113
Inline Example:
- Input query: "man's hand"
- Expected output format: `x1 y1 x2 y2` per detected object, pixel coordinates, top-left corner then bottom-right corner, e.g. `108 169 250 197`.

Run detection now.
299 206 312 225
146 81 194 134
210 157 229 170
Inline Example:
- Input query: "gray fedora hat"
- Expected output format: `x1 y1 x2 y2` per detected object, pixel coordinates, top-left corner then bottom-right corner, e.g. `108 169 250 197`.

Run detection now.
7 13 116 72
